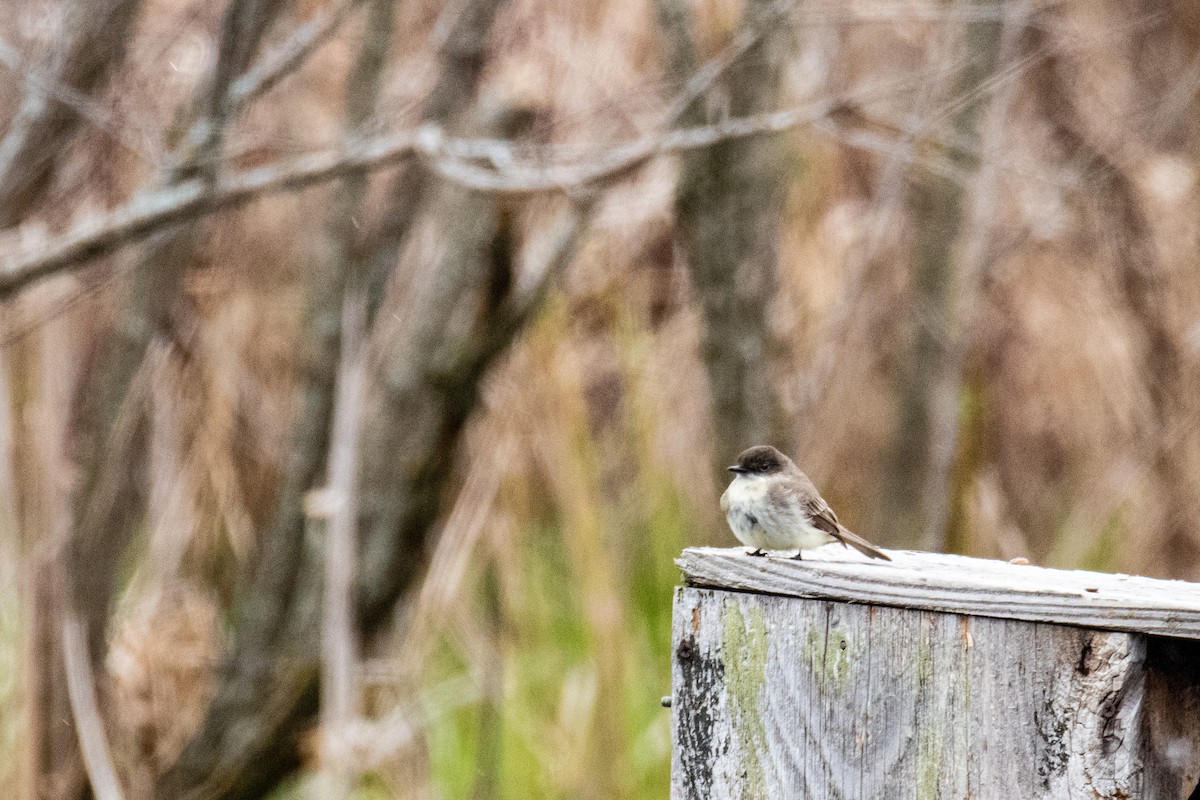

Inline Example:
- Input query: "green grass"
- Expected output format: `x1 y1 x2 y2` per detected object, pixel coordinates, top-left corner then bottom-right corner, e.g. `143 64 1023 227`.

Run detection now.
419 493 684 800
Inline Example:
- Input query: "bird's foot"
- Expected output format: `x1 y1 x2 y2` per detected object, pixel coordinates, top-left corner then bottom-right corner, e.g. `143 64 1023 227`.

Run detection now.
791 550 804 561
747 548 767 557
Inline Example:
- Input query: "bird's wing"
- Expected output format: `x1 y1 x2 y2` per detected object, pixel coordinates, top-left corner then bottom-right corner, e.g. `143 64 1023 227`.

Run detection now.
801 492 841 537
769 477 840 535
796 477 892 560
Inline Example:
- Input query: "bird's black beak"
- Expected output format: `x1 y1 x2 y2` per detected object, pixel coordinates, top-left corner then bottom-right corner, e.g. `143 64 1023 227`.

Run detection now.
727 465 745 474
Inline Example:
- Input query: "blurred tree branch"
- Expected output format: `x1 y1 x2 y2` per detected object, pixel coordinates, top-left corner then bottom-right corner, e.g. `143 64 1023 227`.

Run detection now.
0 96 850 303
227 0 369 114
163 1 399 792
358 0 509 318
314 287 368 797
0 0 143 227
356 193 594 626
157 176 591 800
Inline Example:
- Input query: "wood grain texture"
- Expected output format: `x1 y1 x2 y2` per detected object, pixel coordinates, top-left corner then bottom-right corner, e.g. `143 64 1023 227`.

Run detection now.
678 547 1200 640
671 587 1200 800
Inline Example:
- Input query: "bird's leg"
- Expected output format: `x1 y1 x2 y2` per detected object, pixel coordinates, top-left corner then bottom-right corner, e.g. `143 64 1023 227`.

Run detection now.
747 548 767 557
791 550 804 561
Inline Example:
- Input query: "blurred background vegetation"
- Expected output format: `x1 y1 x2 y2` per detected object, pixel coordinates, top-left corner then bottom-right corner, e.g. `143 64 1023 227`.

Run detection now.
2 0 1200 798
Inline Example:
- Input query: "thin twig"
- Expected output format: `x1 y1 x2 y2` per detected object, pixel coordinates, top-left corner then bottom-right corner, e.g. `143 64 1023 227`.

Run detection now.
393 431 506 679
658 0 798 124
431 100 842 191
227 0 368 114
0 69 952 303
0 35 147 157
0 128 420 300
0 102 816 298
313 285 368 792
0 0 145 226
61 606 126 800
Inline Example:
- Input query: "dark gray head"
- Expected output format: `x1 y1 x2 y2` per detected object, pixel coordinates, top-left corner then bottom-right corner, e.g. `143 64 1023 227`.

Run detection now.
728 445 791 476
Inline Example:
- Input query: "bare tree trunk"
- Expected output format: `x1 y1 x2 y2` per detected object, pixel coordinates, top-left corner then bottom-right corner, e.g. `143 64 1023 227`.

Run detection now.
156 3 537 798
155 0 395 795
351 0 514 630
0 1 142 797
12 2 290 799
882 1 1004 550
359 0 510 319
926 7 1029 556
656 0 795 479
155 145 587 800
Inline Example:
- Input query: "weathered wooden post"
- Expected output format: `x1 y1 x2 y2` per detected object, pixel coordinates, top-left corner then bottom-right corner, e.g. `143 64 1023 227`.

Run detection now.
671 547 1200 799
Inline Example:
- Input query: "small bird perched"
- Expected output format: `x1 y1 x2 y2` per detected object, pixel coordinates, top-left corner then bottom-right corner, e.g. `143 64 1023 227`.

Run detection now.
720 445 891 561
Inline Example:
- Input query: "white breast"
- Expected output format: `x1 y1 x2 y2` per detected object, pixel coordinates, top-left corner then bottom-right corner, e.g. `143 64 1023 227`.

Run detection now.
722 474 772 508
721 474 835 552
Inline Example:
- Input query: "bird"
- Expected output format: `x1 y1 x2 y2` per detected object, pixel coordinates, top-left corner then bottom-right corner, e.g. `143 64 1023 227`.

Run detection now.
720 445 891 561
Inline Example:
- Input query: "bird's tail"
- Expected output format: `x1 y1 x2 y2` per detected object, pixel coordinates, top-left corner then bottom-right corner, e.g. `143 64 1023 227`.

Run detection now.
835 525 892 561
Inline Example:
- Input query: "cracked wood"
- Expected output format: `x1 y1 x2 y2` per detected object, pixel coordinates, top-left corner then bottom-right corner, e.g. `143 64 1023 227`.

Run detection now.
671 585 1200 799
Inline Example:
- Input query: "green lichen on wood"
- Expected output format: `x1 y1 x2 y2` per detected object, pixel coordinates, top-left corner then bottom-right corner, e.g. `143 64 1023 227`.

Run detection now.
914 615 943 800
803 617 855 694
722 600 769 800
802 624 824 671
916 717 944 800
827 630 854 694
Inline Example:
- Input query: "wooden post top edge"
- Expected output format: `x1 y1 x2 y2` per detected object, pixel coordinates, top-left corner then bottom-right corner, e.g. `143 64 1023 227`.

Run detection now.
677 546 1200 640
